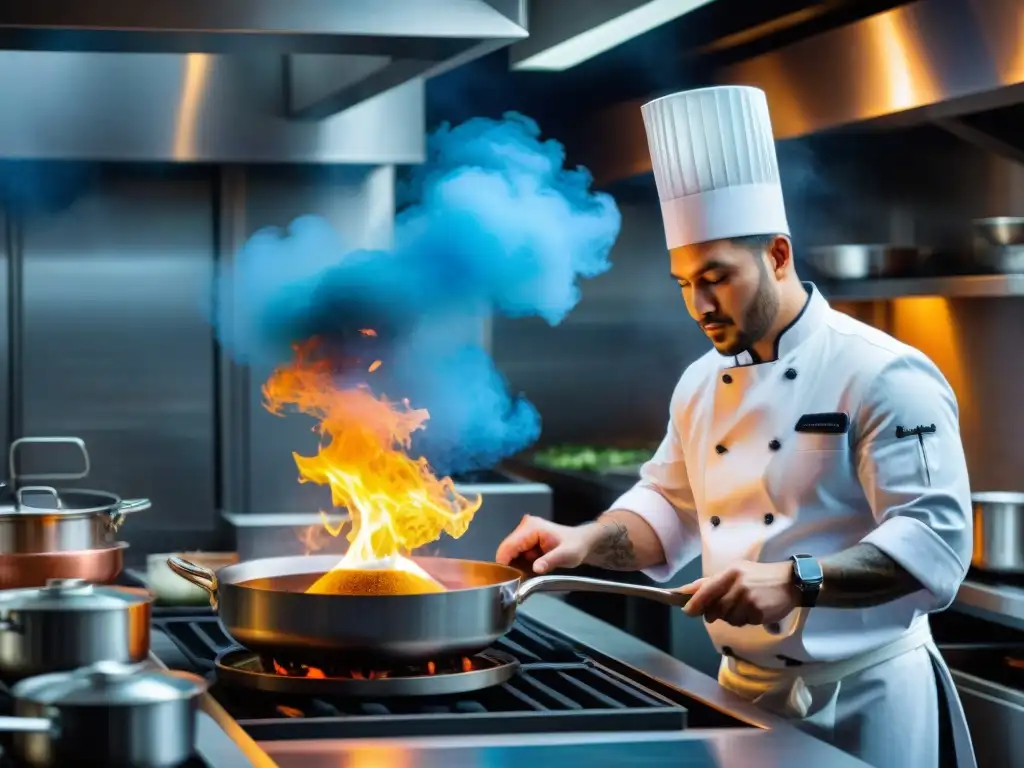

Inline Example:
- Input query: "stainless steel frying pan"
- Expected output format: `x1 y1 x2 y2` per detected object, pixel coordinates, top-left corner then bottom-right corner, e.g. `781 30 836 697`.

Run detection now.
167 554 689 664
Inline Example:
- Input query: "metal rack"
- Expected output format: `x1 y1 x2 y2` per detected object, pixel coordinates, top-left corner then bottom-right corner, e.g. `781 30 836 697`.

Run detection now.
822 274 1024 302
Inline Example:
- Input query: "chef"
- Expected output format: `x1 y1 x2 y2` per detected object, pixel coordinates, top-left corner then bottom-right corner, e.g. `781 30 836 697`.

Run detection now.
496 85 976 768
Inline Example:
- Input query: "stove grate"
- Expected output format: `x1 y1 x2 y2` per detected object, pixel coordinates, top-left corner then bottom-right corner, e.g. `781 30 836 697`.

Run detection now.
153 611 690 739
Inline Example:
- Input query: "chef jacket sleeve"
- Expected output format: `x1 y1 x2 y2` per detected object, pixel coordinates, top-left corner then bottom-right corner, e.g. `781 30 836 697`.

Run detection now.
609 408 702 582
856 353 972 612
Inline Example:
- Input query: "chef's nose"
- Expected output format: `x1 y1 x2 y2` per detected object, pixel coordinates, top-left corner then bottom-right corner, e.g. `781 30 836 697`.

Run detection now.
693 286 717 316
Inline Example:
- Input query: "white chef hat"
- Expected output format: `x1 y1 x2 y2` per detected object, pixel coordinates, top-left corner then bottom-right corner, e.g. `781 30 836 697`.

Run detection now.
641 86 790 250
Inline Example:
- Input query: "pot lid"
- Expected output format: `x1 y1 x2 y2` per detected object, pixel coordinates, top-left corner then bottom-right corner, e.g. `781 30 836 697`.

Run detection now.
0 485 120 516
0 579 152 612
12 661 207 706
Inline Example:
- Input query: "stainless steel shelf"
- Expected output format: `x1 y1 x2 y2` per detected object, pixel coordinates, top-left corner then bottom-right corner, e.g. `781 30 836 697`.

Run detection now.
953 579 1024 632
822 274 1024 301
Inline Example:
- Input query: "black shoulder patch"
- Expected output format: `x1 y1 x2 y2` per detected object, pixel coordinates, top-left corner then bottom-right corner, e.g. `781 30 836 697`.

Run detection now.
895 424 936 439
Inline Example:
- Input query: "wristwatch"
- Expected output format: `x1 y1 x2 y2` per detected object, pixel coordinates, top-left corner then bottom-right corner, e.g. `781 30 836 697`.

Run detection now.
790 554 823 608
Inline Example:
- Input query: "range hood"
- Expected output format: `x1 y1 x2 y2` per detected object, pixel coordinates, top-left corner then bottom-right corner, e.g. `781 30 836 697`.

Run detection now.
0 0 527 163
581 0 1024 185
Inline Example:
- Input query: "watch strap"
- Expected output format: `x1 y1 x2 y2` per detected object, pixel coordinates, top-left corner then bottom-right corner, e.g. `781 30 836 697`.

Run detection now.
790 554 823 608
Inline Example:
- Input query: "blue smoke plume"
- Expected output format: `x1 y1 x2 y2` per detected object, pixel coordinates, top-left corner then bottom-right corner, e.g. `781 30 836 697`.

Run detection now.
214 112 621 475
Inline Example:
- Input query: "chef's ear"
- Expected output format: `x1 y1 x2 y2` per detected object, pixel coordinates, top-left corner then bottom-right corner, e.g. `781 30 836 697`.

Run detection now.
765 235 793 278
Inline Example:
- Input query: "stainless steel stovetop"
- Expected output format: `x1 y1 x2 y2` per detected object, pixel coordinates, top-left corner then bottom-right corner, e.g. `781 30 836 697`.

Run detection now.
135 578 874 767
148 606 751 743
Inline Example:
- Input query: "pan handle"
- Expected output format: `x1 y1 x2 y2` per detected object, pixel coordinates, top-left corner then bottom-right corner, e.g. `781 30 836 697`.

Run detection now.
166 557 220 611
515 575 690 608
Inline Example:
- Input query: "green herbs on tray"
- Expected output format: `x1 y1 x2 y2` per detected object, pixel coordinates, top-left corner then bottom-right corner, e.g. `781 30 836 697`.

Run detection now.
532 445 654 472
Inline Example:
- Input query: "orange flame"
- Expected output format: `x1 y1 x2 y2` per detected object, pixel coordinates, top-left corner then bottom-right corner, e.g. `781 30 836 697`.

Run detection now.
269 656 477 681
262 339 481 589
296 524 327 555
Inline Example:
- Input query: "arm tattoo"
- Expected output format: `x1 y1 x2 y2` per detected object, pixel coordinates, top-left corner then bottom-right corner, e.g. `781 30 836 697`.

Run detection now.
585 521 637 570
817 543 923 608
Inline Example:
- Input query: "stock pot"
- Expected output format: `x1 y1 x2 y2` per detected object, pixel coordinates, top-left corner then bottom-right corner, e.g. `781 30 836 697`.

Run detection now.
0 437 150 555
0 578 152 680
972 492 1024 573
0 660 206 768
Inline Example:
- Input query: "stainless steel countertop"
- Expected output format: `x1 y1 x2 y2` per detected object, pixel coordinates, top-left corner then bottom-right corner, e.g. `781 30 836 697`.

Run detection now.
185 595 870 767
259 729 871 768
954 578 1024 632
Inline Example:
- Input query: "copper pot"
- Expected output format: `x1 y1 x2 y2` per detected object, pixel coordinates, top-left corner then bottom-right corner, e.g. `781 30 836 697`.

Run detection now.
0 542 127 589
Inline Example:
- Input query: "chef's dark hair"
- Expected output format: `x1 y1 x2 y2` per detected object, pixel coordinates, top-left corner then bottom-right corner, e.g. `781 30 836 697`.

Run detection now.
730 234 780 253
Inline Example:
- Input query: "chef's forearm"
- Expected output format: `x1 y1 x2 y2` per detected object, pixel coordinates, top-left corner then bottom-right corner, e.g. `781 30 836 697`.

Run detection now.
581 510 667 571
817 543 923 608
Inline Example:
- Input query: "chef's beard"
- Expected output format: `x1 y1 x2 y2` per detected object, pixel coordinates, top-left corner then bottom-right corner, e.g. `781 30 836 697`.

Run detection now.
715 261 780 357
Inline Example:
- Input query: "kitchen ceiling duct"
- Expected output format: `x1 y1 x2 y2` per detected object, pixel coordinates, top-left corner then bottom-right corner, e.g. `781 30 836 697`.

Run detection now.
0 0 527 162
580 0 1024 185
0 55 427 164
0 0 526 57
509 0 716 72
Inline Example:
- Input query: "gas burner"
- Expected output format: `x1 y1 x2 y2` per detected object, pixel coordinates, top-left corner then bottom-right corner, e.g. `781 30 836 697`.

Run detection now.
214 648 520 698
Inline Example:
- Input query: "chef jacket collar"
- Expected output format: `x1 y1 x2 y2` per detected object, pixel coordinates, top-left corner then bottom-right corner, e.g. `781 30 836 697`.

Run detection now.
732 282 825 366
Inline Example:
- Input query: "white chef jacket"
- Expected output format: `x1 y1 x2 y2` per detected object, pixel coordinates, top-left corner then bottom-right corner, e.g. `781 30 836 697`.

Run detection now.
613 283 972 669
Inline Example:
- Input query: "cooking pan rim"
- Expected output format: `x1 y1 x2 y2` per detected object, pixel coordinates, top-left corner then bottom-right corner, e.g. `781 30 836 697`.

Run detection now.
213 554 524 597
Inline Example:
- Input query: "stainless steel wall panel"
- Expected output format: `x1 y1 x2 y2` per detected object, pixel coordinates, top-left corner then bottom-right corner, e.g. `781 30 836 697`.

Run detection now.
216 168 252 522
18 169 217 547
0 210 9 455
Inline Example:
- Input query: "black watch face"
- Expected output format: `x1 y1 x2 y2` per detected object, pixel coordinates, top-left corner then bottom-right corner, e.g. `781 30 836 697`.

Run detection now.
793 555 823 585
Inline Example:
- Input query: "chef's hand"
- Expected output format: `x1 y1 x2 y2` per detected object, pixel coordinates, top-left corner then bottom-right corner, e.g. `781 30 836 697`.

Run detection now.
678 561 800 627
495 515 594 574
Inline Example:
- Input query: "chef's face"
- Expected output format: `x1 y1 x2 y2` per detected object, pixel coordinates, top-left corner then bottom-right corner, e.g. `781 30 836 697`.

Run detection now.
671 236 786 356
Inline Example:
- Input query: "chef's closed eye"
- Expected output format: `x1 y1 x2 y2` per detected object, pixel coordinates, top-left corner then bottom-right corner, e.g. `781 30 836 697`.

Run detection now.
701 270 728 285
677 270 729 289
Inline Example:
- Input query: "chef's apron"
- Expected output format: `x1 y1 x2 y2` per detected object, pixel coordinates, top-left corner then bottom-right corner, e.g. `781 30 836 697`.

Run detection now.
718 619 975 768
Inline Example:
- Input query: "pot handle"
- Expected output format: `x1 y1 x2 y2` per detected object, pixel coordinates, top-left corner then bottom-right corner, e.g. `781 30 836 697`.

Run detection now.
116 499 152 514
9 436 91 484
14 486 62 511
0 716 55 734
515 575 691 608
106 498 152 533
166 557 220 611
